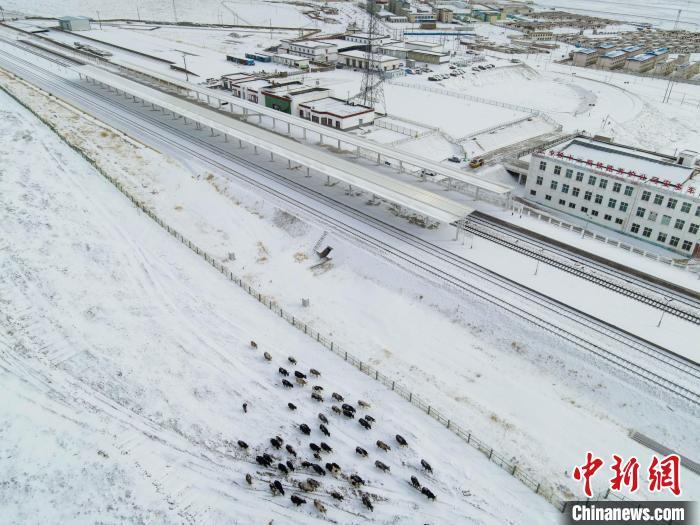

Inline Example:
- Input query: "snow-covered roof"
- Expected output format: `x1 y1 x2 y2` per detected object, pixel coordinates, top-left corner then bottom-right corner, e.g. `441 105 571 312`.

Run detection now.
236 79 270 90
283 39 336 49
574 47 597 55
557 138 693 188
339 50 400 62
299 97 374 117
621 45 643 52
602 50 626 58
597 42 617 49
274 53 310 62
628 53 655 62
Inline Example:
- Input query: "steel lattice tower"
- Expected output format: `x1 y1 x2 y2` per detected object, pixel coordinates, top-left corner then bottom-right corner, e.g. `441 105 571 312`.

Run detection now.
358 10 386 113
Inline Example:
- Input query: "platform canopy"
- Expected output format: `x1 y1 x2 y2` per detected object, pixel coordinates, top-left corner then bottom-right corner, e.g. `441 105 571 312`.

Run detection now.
98 60 511 197
77 64 475 224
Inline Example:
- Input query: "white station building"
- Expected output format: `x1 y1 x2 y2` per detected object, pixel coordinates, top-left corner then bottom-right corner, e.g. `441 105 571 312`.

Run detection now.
524 136 700 256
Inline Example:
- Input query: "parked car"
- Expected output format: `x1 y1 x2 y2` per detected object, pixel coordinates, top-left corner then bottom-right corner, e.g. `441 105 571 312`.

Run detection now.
449 65 457 69
428 75 439 81
448 155 461 163
469 158 484 169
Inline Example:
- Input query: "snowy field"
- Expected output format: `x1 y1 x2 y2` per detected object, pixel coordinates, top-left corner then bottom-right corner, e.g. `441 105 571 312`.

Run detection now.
534 0 700 30
398 50 700 156
0 88 558 524
1 53 696 514
2 0 365 29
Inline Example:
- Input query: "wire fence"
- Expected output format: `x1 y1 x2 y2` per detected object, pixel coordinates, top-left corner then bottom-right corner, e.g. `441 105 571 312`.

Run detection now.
0 76 627 514
388 78 563 131
512 202 696 272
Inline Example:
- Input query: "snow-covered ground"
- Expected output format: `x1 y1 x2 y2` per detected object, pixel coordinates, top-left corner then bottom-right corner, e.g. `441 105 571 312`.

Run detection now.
534 0 700 30
1 52 696 514
3 0 365 30
0 86 559 524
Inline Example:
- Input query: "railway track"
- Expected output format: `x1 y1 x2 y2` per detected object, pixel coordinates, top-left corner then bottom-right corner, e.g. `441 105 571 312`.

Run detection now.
461 216 700 324
0 45 698 406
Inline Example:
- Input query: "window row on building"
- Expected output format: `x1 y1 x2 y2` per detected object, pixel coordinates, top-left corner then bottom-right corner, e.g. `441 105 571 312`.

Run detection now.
537 159 700 216
529 188 698 252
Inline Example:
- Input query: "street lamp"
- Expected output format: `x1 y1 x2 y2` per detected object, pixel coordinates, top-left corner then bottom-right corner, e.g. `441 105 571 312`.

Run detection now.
180 51 189 81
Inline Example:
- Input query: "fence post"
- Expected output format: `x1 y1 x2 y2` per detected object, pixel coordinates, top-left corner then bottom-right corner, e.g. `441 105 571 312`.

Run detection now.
427 406 431 415
447 419 450 429
409 393 412 402
512 465 517 476
391 381 395 390
535 483 540 494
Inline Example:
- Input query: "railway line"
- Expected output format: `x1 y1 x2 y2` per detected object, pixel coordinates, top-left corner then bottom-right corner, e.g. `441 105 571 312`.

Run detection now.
462 214 700 323
0 44 698 406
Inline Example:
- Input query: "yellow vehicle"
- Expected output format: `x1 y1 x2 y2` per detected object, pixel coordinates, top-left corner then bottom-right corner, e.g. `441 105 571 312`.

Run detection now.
469 158 484 169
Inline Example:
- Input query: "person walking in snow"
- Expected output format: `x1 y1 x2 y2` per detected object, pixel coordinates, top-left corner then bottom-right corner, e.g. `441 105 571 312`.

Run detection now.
242 402 248 413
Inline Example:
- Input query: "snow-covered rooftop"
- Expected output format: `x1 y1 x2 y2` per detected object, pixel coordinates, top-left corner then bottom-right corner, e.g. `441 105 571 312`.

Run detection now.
628 53 655 62
559 138 693 186
299 97 373 117
273 53 310 62
282 39 335 49
603 50 626 58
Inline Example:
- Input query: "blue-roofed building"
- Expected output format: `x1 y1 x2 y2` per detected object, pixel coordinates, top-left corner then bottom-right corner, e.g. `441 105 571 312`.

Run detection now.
626 52 657 72
648 47 669 58
597 42 617 51
621 45 643 54
597 49 627 69
572 47 598 66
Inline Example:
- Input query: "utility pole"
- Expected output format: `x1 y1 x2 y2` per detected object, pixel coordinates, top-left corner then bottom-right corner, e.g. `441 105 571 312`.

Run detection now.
657 298 672 327
135 3 141 22
181 52 189 81
172 0 178 23
96 10 103 29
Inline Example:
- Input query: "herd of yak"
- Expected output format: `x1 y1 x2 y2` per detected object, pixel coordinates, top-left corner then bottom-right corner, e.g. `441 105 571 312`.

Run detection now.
238 341 438 516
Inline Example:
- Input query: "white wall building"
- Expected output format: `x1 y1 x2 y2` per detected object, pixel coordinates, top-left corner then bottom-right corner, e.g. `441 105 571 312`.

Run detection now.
278 40 338 63
338 50 402 71
298 98 375 130
524 137 700 256
344 32 393 49
272 53 310 69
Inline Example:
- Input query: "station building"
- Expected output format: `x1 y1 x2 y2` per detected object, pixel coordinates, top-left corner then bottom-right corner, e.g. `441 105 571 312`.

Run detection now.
524 136 700 256
298 97 375 130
